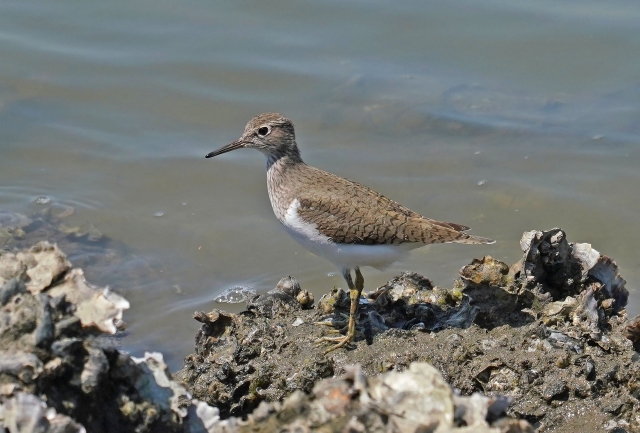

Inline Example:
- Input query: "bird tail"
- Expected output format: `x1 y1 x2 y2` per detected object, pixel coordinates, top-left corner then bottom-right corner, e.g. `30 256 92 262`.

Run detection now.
452 234 495 245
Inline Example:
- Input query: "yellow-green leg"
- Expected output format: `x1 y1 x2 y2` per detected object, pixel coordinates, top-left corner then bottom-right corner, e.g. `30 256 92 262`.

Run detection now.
316 267 364 353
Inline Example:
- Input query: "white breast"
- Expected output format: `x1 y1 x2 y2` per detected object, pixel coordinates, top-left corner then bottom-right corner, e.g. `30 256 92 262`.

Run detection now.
283 198 332 244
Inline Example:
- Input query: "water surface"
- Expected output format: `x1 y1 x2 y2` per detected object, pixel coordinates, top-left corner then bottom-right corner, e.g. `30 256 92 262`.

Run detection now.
1 0 639 369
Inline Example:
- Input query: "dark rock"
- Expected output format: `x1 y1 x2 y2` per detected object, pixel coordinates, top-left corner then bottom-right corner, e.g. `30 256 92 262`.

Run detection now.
246 290 300 318
516 228 583 296
273 276 300 298
541 380 568 401
34 293 54 348
0 279 26 306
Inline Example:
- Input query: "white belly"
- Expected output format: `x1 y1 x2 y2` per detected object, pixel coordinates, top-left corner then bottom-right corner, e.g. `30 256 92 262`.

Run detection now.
281 198 421 271
285 226 420 270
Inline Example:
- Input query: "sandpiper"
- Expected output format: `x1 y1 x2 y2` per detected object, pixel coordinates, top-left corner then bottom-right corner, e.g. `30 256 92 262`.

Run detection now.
206 112 494 352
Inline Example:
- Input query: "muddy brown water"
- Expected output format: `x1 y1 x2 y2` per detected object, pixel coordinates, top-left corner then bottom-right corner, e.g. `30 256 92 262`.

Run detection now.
1 1 640 370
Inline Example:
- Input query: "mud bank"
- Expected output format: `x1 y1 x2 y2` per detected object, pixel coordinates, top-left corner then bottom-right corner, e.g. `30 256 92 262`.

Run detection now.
0 241 527 433
176 228 638 432
0 215 638 432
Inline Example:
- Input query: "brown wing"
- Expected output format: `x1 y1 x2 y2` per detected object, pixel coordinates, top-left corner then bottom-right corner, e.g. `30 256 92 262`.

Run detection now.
293 166 490 245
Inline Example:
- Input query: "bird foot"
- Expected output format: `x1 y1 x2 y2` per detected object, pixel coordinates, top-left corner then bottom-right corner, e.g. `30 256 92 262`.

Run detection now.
315 334 354 353
315 325 364 353
315 327 342 334
316 270 364 354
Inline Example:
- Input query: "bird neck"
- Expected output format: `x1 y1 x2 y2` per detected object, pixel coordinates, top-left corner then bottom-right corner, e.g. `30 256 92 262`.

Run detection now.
266 150 305 222
265 143 303 171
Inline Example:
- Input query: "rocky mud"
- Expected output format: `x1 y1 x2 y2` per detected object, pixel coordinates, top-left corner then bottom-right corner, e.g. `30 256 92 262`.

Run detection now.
1 211 638 432
176 228 639 432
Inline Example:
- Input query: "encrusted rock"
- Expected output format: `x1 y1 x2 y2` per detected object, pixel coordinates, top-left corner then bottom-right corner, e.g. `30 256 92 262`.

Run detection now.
317 286 350 314
0 242 218 433
517 228 582 296
515 229 628 310
19 242 71 294
369 271 435 306
460 256 510 287
48 268 130 334
3 227 637 433
623 315 640 350
368 362 454 431
295 290 314 308
228 363 531 433
274 276 300 298
542 297 577 326
588 255 628 312
246 277 303 318
0 392 85 433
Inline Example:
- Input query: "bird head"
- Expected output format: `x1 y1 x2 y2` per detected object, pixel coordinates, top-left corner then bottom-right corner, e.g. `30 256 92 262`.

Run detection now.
206 112 299 162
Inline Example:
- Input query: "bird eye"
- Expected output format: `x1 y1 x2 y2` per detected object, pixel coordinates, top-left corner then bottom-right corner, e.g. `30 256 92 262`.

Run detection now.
257 126 270 137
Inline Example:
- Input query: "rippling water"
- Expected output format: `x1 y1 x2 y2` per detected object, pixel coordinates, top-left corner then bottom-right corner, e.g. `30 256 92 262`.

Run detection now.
1 0 639 369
